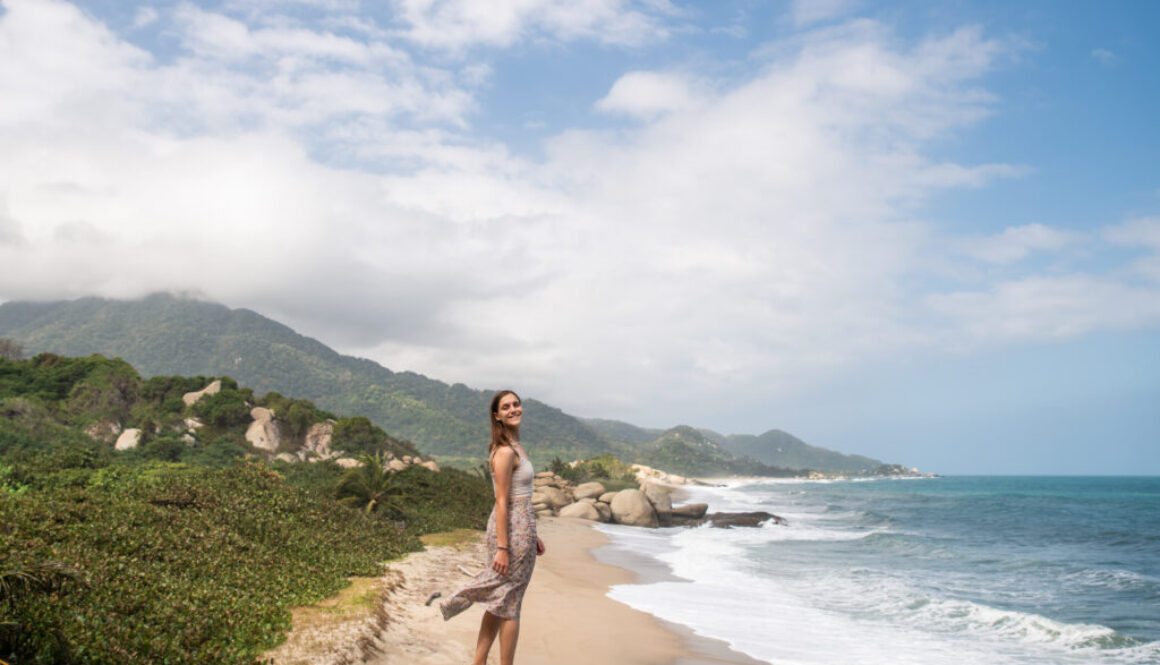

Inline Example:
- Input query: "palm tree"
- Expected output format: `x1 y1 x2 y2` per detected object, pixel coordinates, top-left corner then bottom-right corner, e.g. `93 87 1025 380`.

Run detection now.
0 560 84 607
335 451 405 516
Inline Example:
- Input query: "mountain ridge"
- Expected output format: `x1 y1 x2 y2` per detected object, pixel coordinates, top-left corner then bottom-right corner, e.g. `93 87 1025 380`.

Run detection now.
0 293 898 474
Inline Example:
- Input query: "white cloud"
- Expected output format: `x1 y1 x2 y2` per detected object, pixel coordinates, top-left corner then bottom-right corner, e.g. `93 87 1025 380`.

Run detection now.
132 6 158 28
1091 47 1116 65
389 0 673 51
595 70 699 118
0 2 1156 426
961 223 1083 264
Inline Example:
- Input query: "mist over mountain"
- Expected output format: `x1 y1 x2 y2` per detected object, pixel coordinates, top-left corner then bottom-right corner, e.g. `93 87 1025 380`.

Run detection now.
0 293 893 474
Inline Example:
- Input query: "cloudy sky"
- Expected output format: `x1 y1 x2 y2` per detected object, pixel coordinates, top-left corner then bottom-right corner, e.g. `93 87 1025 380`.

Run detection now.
1 0 1158 474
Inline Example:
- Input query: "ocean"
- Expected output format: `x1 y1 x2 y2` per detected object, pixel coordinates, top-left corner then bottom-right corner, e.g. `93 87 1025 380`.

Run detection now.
594 476 1160 665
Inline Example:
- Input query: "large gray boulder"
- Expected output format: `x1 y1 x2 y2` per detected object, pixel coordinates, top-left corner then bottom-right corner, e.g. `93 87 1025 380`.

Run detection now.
558 500 602 521
245 407 280 452
594 501 612 523
610 489 658 528
531 486 572 510
303 421 334 457
573 482 606 500
182 380 221 406
642 481 674 525
114 428 141 451
672 503 708 519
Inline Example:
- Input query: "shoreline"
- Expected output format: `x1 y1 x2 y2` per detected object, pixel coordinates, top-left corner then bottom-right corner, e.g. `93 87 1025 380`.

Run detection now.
272 516 765 665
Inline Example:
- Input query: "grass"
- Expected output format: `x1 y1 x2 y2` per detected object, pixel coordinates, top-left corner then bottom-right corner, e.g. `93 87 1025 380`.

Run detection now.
419 528 482 550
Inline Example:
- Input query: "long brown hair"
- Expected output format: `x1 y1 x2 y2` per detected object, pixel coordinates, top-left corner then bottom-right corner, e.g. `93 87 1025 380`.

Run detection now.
488 389 520 458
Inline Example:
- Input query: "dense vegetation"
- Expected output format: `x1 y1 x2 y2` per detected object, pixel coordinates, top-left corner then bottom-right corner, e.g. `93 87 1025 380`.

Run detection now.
0 295 611 461
0 295 899 475
634 426 801 478
0 353 492 665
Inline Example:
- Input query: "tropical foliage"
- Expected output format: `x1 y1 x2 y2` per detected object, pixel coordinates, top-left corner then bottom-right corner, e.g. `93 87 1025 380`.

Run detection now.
0 354 493 665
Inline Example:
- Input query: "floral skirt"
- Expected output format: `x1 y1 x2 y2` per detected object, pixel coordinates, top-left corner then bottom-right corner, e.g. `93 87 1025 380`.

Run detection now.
440 496 537 621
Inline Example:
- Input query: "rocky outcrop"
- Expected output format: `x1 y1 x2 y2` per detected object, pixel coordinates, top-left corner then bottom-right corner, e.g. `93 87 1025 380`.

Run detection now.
642 482 674 525
531 486 572 511
85 420 122 444
419 460 440 472
669 503 711 526
558 500 601 521
632 464 688 485
573 482 606 501
705 511 786 529
182 380 221 406
114 428 141 451
610 489 659 528
303 420 335 458
245 407 281 452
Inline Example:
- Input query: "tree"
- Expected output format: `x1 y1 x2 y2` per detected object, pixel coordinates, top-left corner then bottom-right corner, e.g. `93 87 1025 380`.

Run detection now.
335 452 405 516
0 338 22 361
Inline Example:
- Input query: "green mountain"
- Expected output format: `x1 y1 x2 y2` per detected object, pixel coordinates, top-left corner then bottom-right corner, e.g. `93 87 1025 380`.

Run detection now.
0 294 610 461
0 293 905 475
635 425 800 478
711 428 883 474
585 417 886 474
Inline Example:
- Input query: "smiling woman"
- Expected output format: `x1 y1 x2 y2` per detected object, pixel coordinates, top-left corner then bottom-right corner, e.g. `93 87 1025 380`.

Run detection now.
437 389 546 665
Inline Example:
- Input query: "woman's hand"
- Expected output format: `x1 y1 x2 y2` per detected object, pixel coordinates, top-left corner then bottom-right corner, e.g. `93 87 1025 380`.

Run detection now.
536 537 546 556
492 548 510 575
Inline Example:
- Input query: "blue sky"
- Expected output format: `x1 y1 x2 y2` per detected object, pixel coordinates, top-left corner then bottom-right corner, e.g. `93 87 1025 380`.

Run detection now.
0 0 1157 474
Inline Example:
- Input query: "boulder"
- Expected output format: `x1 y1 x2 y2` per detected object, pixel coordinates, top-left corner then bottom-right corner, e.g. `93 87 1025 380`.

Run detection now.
532 502 551 513
182 380 222 406
707 511 787 529
303 421 334 457
85 421 122 443
610 489 658 528
642 481 674 525
533 477 556 488
534 472 555 480
573 481 606 500
535 509 554 518
114 428 141 451
558 501 602 521
245 407 280 452
334 457 361 469
531 486 571 510
594 501 612 523
599 491 619 503
275 453 298 463
420 460 440 472
388 459 407 472
183 417 204 431
181 433 196 445
672 503 708 519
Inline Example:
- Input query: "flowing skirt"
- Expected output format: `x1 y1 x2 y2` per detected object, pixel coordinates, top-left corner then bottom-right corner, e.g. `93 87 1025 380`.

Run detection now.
440 496 537 621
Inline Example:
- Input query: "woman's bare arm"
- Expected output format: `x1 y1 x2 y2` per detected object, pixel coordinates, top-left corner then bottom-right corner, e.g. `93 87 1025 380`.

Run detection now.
490 446 516 574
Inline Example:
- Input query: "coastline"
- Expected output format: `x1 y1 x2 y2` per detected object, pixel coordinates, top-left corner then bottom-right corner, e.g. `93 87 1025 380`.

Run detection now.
281 516 766 665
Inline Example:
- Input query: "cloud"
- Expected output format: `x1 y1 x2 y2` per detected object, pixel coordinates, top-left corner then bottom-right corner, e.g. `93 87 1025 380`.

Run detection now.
1091 47 1116 65
0 1 1156 426
389 0 674 51
595 70 699 119
960 223 1083 264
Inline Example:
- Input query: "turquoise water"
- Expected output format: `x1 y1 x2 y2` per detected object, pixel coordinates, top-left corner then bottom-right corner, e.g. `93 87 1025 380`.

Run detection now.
597 476 1160 665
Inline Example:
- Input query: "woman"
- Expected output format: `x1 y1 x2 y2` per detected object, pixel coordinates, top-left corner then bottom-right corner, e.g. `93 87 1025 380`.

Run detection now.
439 390 546 665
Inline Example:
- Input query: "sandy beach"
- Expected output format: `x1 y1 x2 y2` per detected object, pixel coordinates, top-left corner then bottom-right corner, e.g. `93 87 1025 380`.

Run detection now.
268 516 764 665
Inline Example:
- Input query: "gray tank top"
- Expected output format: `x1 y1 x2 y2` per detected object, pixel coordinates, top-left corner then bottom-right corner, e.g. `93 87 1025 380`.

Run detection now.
493 444 534 499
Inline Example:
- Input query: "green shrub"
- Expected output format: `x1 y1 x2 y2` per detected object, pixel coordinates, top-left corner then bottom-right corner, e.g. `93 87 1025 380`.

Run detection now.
192 389 251 429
